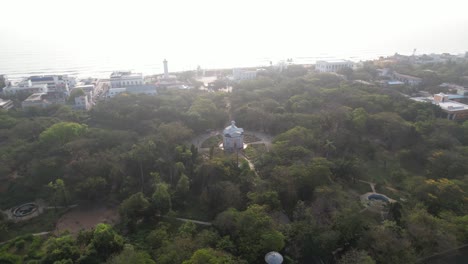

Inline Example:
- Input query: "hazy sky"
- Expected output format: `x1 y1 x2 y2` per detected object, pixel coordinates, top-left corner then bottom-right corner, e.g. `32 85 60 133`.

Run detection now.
1 0 467 76
2 0 467 55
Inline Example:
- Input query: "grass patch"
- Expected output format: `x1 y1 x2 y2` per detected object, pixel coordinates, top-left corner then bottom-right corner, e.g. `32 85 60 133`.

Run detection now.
243 134 261 143
244 143 267 162
0 208 67 242
201 135 222 148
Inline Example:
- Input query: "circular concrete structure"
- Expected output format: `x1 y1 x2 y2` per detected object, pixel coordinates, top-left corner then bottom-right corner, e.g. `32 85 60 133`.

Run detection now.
12 203 38 217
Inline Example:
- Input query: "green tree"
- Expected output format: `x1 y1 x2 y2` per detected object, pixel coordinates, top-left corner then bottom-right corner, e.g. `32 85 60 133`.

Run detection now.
39 122 87 145
48 178 69 209
337 249 375 264
119 192 150 227
363 221 416 264
89 223 124 260
152 183 172 215
41 235 80 264
182 248 243 264
106 244 155 264
67 88 86 104
174 174 190 206
214 205 285 263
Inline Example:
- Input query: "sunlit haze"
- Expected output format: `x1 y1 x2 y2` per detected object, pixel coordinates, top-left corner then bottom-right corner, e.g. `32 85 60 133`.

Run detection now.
1 0 468 78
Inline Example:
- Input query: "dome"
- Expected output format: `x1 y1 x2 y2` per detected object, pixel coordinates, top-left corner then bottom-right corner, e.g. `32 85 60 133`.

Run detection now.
223 121 244 138
265 251 283 264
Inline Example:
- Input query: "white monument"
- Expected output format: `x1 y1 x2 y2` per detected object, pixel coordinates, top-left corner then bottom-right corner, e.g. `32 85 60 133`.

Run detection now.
265 251 283 264
223 121 244 151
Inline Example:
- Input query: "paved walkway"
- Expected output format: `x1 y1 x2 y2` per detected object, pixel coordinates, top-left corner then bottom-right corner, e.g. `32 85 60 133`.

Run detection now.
358 179 376 193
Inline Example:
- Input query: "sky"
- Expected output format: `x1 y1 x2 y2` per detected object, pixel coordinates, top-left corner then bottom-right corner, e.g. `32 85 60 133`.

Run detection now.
1 0 468 76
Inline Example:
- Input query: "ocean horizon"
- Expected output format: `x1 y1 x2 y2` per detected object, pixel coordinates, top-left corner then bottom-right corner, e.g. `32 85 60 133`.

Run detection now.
1 47 466 82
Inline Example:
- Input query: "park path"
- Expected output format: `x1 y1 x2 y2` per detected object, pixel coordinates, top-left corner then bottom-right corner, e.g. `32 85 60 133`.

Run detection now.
0 231 51 245
358 179 376 193
173 217 212 226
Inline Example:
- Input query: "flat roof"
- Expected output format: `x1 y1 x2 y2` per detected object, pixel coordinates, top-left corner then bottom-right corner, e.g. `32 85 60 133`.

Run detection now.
316 59 352 64
24 93 45 102
388 81 405 85
410 97 433 103
30 76 54 82
447 94 466 99
438 101 468 112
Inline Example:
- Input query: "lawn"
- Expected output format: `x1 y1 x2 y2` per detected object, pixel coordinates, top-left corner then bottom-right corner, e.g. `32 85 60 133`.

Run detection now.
201 135 222 148
0 208 67 242
243 134 261 143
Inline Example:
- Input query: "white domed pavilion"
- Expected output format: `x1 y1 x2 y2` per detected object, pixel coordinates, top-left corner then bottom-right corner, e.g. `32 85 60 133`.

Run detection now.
223 121 244 151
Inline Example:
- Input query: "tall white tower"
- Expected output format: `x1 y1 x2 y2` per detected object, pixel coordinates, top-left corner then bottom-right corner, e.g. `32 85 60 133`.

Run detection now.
163 59 169 79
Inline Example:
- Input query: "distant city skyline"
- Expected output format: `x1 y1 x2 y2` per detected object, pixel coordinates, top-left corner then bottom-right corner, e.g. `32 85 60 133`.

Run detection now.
1 0 467 79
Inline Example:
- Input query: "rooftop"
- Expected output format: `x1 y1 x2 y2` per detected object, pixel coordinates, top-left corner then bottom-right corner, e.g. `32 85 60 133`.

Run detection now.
224 121 244 137
438 101 468 112
125 85 157 93
316 59 353 64
110 71 142 79
29 76 55 82
24 93 46 102
394 72 422 81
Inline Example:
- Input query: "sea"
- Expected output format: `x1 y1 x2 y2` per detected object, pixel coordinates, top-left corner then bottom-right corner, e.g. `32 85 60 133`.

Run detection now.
0 46 466 82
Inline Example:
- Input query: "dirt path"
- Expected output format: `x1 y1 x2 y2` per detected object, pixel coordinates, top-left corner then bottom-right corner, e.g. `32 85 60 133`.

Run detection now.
55 206 119 234
358 179 376 193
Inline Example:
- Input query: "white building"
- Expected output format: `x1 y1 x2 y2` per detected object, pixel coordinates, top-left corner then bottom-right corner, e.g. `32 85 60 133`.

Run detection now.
108 88 127 98
110 71 144 88
3 83 48 95
107 85 157 98
315 60 354 73
223 121 244 151
233 69 257 81
29 75 71 92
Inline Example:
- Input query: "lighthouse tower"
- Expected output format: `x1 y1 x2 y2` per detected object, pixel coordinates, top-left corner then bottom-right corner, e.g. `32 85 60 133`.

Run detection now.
163 59 169 79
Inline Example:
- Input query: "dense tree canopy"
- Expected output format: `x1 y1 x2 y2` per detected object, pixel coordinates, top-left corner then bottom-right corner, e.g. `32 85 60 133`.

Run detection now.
1 63 468 263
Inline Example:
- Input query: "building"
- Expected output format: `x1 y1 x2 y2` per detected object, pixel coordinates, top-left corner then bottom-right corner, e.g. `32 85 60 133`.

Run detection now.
110 71 144 88
393 72 422 86
223 121 244 151
74 95 91 110
107 85 157 98
431 93 468 120
21 93 48 108
3 83 48 95
0 98 13 110
29 75 72 92
0 75 9 89
125 85 158 95
108 88 127 98
315 60 354 73
21 92 66 109
74 84 95 93
232 69 257 81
